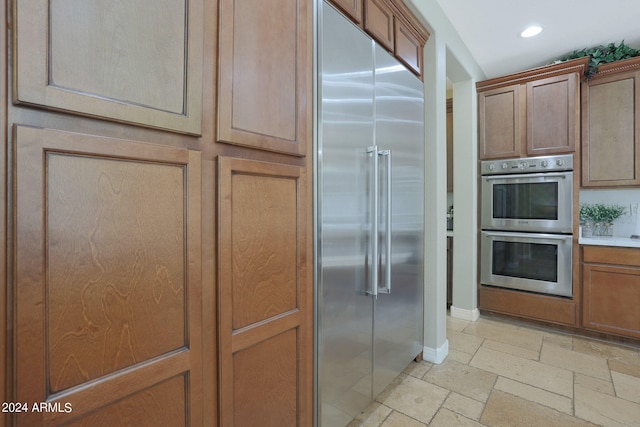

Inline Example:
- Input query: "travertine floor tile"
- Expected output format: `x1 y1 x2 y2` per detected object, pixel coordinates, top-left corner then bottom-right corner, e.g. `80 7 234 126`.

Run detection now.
381 375 449 424
482 338 540 361
540 342 610 380
542 330 573 350
447 329 484 355
575 372 615 396
442 392 484 420
380 411 425 427
573 337 640 367
430 408 484 427
470 347 574 397
609 359 640 379
481 390 598 427
446 316 470 332
348 402 391 427
351 314 640 427
423 358 496 402
494 377 573 414
611 370 640 404
445 348 473 364
462 318 543 352
575 385 640 426
402 360 431 379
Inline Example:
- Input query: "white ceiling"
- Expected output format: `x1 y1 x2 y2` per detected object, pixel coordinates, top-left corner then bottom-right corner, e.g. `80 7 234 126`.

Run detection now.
433 0 640 79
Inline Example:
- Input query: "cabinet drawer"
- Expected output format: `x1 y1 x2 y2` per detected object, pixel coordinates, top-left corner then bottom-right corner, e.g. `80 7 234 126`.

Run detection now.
583 246 640 267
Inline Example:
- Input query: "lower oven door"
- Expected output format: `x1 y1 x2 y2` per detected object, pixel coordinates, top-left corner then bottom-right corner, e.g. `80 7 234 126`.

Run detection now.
481 231 573 297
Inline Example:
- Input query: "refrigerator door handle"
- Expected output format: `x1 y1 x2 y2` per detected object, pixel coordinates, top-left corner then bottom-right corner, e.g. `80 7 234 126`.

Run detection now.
367 145 379 297
378 149 392 294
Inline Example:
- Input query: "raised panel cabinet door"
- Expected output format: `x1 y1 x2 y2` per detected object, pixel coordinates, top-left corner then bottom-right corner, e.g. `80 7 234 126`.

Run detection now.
218 0 311 156
218 156 312 426
583 263 640 339
582 71 640 187
526 73 579 156
13 126 202 426
14 0 203 134
478 84 524 159
364 0 394 52
329 0 364 24
394 16 423 77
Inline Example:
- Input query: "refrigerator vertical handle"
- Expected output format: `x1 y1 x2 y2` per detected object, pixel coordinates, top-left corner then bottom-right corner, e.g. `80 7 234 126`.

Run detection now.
379 149 392 294
367 145 379 297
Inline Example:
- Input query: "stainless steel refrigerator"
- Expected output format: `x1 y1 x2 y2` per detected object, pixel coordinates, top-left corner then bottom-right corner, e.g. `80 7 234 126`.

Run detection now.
316 2 425 426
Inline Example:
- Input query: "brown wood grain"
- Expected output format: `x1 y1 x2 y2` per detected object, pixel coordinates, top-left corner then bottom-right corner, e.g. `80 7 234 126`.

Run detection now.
218 156 311 426
582 70 640 187
217 0 310 156
526 73 578 156
13 126 202 426
14 0 203 134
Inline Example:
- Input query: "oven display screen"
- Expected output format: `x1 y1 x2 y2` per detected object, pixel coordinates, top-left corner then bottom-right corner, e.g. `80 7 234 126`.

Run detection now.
492 240 558 282
492 182 558 220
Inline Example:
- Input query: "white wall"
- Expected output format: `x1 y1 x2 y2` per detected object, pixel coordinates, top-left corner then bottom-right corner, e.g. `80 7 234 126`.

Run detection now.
405 0 485 362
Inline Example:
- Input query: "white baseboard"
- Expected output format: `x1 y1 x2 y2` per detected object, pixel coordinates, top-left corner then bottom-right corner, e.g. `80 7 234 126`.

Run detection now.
423 339 448 364
450 305 480 322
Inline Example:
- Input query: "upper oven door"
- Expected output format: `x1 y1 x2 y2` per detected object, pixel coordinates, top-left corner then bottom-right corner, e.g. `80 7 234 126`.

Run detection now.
481 171 573 233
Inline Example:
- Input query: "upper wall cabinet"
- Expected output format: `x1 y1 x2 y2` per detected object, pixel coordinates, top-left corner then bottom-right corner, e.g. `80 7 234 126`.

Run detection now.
217 0 312 156
14 0 203 135
582 57 640 187
328 0 428 79
477 57 589 160
332 0 364 24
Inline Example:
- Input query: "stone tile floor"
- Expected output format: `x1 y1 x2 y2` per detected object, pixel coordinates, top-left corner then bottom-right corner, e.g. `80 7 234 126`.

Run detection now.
349 314 640 426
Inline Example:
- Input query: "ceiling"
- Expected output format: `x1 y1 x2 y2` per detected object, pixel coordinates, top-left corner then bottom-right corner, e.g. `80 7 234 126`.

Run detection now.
433 0 640 79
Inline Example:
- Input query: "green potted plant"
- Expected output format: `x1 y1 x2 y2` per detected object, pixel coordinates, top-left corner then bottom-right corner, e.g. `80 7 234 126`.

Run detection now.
580 203 626 236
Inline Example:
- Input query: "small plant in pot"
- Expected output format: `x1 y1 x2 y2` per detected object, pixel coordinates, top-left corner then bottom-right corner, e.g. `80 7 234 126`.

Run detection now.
580 203 626 237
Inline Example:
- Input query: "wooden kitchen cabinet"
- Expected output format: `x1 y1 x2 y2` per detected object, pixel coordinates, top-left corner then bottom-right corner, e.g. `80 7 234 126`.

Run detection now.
526 72 579 156
216 0 314 425
364 0 394 51
331 0 364 24
582 246 640 339
581 57 640 187
7 0 314 425
478 84 524 159
328 0 428 78
477 57 588 160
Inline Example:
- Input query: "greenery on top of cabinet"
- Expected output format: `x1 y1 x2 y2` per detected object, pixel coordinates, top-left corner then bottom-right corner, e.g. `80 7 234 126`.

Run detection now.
556 41 640 80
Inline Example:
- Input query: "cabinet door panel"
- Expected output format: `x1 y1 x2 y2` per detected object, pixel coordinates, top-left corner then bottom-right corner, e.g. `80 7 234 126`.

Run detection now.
14 0 203 134
13 126 202 426
218 156 312 426
329 0 364 24
394 17 422 77
478 84 523 159
218 0 310 156
583 264 640 339
364 0 394 52
582 71 640 186
526 73 578 155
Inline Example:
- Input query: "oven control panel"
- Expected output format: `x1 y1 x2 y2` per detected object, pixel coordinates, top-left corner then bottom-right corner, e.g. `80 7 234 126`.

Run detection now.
481 154 573 175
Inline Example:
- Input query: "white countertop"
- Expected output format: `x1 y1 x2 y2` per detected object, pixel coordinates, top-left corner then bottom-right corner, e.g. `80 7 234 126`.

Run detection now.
579 235 640 248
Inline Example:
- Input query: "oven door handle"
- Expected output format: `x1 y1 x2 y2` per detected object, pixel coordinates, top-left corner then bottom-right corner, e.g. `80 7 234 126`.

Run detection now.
482 172 569 180
482 230 573 240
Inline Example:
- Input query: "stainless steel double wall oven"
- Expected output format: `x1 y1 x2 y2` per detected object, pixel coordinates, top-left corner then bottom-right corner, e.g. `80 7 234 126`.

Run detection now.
480 154 574 297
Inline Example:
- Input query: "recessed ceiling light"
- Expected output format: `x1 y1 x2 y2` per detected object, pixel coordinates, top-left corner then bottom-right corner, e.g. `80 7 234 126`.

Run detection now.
520 25 543 38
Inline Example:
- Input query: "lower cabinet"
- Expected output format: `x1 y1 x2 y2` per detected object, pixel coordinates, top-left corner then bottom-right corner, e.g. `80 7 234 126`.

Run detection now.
582 246 640 339
217 156 313 426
